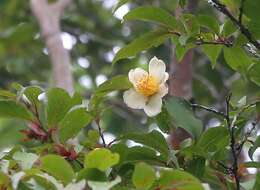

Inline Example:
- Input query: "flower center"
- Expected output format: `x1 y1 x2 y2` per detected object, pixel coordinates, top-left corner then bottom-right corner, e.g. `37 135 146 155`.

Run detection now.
136 75 159 96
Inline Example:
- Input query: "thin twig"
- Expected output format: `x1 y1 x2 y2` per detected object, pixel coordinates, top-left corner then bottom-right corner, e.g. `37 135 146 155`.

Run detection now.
96 119 106 147
190 103 226 118
225 93 240 190
209 0 260 50
238 0 245 24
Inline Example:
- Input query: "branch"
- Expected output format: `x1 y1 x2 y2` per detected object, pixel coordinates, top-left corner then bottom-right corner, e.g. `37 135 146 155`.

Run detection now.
95 119 106 147
225 93 240 190
209 0 260 50
238 0 245 24
190 103 226 118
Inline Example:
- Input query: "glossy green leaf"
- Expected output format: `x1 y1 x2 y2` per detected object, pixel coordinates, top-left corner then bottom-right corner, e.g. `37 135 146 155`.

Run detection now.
88 176 121 190
197 15 219 34
0 100 33 120
186 157 205 178
202 45 222 68
77 168 107 182
113 29 172 64
23 86 43 105
40 155 75 185
132 162 156 189
158 169 204 190
46 88 81 127
197 127 229 157
123 6 178 30
223 47 252 72
156 105 172 133
165 97 203 139
120 130 169 158
248 63 260 86
84 148 120 171
59 108 93 143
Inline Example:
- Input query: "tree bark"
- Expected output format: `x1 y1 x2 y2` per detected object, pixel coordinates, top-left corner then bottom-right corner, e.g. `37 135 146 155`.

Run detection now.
30 0 74 94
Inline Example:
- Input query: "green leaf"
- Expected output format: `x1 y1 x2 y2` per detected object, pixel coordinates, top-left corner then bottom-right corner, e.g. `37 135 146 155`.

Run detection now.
202 45 222 68
0 89 16 99
221 20 237 37
132 162 156 189
249 136 260 160
158 170 204 190
88 176 121 190
197 15 219 34
156 105 172 133
113 0 131 13
13 152 38 170
40 154 75 185
84 148 120 171
186 157 205 178
120 130 169 159
77 168 107 182
123 6 178 30
181 14 200 36
90 75 132 109
112 29 172 64
223 47 252 72
175 43 194 62
165 97 203 139
23 86 43 105
244 162 260 168
59 108 93 143
46 88 81 127
0 100 33 120
95 75 131 93
111 144 166 166
248 63 260 86
197 127 229 157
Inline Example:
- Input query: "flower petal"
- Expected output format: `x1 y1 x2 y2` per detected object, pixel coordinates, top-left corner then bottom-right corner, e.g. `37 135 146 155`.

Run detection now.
128 68 148 86
158 84 168 97
143 94 162 117
149 57 166 83
163 73 169 83
123 88 147 109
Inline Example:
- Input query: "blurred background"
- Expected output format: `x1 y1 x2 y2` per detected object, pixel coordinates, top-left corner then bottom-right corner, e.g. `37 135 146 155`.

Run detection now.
0 0 259 170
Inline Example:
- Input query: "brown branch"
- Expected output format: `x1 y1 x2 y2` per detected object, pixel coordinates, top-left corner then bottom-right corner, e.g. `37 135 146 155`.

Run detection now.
30 0 74 94
209 0 260 50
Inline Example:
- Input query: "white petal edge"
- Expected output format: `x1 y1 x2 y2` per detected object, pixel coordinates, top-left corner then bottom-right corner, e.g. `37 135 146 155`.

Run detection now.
158 83 168 97
123 88 147 109
144 94 162 117
149 56 166 83
128 68 148 86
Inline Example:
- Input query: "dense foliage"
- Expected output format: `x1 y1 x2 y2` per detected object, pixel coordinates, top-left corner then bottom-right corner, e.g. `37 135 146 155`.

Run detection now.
0 0 259 189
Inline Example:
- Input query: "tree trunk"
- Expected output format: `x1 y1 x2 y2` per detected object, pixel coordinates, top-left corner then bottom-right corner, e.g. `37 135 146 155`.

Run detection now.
30 0 74 94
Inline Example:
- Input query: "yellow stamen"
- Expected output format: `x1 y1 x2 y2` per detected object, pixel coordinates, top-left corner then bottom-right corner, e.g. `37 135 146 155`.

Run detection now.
136 75 159 96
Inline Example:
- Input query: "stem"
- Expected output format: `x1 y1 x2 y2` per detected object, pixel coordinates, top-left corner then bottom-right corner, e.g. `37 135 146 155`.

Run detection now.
209 0 260 50
190 103 226 118
96 119 106 147
238 0 245 24
225 94 240 190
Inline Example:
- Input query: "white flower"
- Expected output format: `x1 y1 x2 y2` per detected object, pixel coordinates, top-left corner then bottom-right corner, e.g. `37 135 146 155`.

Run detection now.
123 56 169 117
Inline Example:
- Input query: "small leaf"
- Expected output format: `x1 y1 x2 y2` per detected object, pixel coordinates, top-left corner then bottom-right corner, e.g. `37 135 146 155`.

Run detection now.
113 29 172 64
165 97 203 139
248 63 260 86
132 162 156 189
23 86 43 105
120 130 169 159
40 155 75 185
59 108 93 143
249 136 260 160
223 47 252 72
158 169 204 190
197 15 219 34
77 168 107 182
0 100 33 120
175 43 194 62
84 148 120 171
123 6 178 30
197 127 229 157
88 176 121 190
46 88 81 127
13 152 38 170
202 45 222 68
